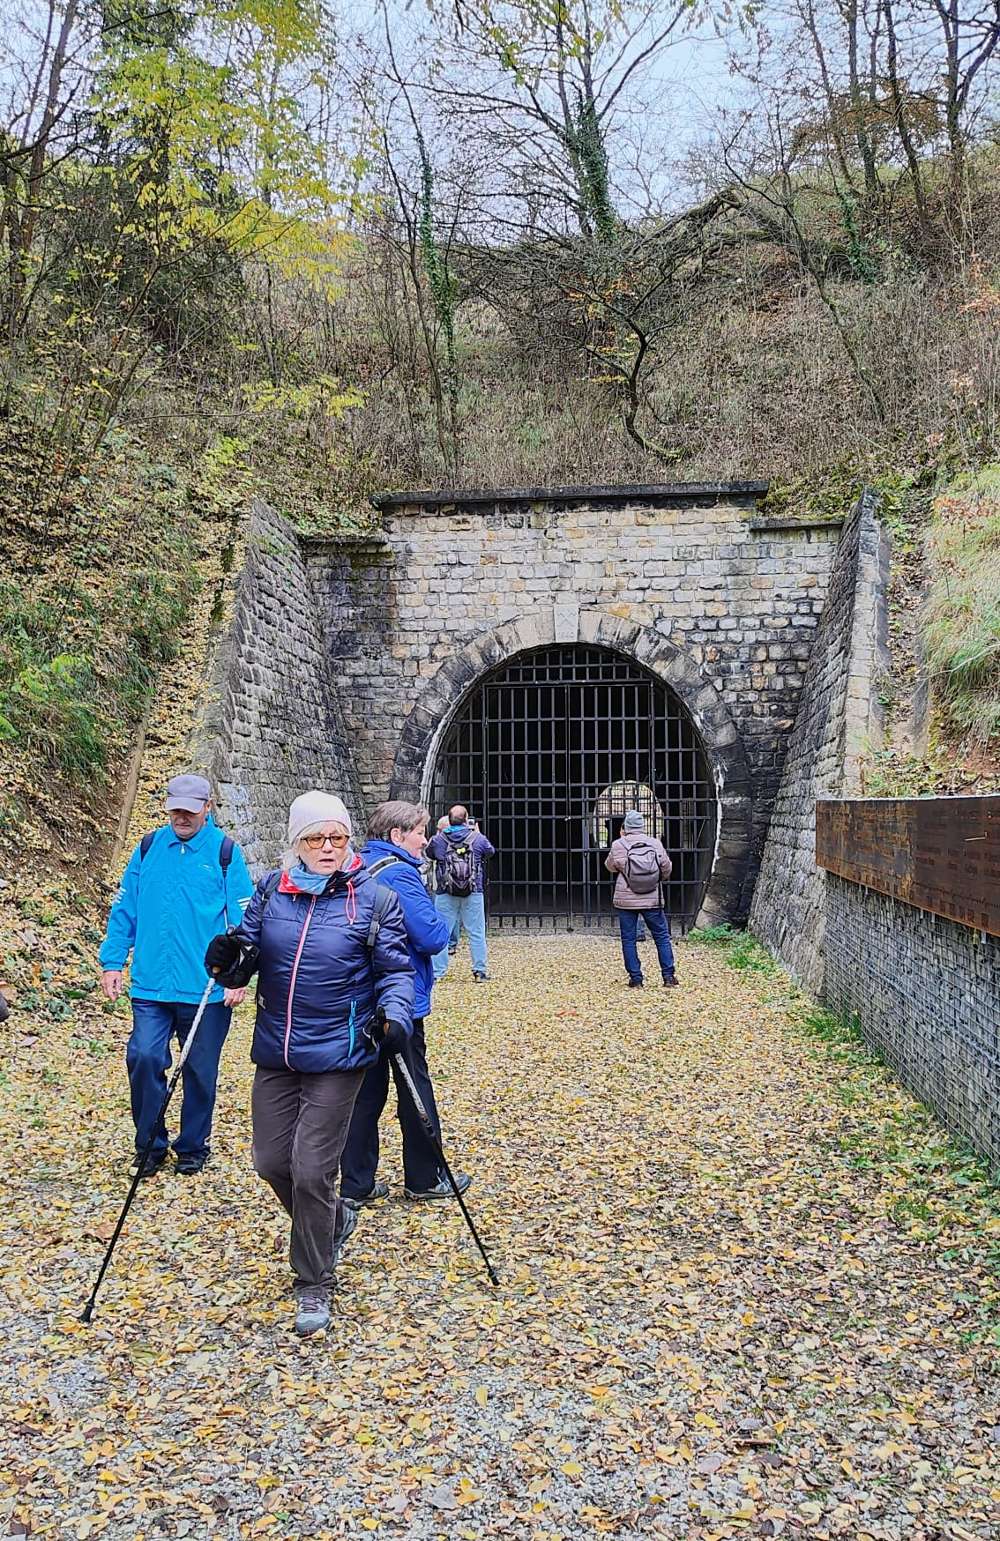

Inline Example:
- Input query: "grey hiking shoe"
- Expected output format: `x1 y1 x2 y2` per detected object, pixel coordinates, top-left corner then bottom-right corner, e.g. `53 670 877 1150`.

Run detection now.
331 1204 358 1270
404 1171 472 1201
341 1180 389 1210
294 1286 331 1336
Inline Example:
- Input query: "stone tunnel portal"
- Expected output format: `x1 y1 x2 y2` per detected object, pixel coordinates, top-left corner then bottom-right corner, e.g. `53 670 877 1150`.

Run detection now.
428 643 718 931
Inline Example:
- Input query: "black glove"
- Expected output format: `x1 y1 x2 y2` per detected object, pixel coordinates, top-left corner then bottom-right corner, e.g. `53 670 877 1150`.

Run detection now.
372 1008 408 1055
204 931 260 989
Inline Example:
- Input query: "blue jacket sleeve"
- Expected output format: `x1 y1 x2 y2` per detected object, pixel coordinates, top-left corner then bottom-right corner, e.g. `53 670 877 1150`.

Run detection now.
98 846 141 969
372 890 415 1031
225 845 255 929
394 866 450 958
474 831 496 860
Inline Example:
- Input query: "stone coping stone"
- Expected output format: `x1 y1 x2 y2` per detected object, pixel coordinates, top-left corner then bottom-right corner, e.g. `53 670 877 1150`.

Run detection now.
749 515 847 533
370 480 771 511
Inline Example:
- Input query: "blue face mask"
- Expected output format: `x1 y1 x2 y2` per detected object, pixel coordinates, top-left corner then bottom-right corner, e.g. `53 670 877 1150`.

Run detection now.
289 862 336 894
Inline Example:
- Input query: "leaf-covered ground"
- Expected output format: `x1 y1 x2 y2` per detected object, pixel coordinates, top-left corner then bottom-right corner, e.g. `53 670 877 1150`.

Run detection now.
2 935 998 1540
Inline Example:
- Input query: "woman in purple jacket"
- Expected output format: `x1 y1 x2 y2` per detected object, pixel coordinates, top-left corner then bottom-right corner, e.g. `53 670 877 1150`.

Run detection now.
206 791 414 1336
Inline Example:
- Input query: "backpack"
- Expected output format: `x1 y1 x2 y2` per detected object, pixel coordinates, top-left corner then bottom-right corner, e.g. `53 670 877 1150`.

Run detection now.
623 838 662 897
439 836 476 897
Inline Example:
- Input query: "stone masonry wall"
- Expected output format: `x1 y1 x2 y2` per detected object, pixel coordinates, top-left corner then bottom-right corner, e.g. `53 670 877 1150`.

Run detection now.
304 485 844 917
749 492 889 990
189 500 364 874
824 876 1000 1174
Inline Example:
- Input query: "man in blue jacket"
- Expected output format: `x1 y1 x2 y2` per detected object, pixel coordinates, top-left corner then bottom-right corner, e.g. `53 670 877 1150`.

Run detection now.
99 773 254 1177
341 800 473 1203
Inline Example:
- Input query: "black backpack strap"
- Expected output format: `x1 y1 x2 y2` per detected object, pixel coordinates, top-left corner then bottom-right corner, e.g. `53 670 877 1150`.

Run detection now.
259 870 282 919
366 883 396 952
139 829 234 871
366 855 402 881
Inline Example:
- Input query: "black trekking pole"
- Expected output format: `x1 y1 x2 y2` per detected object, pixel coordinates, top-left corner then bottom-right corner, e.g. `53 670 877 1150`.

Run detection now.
80 976 216 1323
392 1050 499 1287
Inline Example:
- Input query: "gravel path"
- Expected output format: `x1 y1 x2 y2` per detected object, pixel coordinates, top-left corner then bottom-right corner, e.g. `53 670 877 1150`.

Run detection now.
2 935 997 1540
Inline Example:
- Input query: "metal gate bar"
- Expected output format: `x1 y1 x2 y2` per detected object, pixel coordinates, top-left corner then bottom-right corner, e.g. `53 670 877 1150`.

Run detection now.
430 645 717 930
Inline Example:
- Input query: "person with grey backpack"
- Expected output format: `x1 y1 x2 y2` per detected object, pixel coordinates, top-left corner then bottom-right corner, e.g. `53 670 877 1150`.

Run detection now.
605 809 677 989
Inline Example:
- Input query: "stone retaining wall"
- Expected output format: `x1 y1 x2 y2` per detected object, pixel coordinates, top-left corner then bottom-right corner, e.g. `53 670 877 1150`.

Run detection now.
824 875 1000 1173
749 492 889 990
189 500 363 874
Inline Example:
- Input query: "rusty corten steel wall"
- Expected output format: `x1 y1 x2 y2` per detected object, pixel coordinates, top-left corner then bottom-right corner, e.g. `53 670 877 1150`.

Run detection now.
816 796 1000 939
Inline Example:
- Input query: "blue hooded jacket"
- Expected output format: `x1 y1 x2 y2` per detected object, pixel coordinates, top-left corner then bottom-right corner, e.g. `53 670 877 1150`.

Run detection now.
235 855 414 1074
99 817 253 1005
361 839 450 1018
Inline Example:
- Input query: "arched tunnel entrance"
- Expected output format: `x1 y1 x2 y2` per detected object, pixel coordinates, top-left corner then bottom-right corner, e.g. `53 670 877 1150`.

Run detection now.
429 644 718 930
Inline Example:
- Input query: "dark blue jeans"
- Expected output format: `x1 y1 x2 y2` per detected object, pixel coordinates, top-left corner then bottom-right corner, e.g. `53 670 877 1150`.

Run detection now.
341 1018 443 1196
618 909 675 984
127 999 232 1160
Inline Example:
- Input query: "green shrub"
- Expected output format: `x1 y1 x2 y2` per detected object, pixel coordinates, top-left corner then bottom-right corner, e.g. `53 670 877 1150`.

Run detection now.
923 468 1000 746
686 923 738 946
0 652 105 773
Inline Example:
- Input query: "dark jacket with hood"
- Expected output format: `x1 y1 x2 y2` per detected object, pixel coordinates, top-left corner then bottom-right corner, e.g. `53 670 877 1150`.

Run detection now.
235 854 414 1074
427 824 496 896
361 839 450 1019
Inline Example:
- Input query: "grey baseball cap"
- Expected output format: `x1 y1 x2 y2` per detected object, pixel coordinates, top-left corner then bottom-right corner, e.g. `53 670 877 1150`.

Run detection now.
165 773 212 812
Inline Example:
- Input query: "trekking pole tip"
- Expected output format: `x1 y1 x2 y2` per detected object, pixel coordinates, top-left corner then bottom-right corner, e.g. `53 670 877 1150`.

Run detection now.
80 1302 94 1324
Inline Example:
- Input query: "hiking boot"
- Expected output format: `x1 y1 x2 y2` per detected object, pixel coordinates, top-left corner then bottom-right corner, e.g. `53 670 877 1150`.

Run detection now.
662 973 679 988
331 1205 359 1270
294 1286 331 1336
131 1150 168 1179
175 1151 210 1176
404 1171 472 1201
628 979 644 989
472 971 489 983
341 1179 389 1210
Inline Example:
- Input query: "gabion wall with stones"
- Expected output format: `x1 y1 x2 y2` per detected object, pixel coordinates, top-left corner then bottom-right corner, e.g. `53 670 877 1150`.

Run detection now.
303 484 845 921
824 874 1000 1173
749 492 889 991
190 500 363 874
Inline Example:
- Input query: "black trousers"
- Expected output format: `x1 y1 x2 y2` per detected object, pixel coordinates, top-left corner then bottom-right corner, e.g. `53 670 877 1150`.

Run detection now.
340 1018 443 1196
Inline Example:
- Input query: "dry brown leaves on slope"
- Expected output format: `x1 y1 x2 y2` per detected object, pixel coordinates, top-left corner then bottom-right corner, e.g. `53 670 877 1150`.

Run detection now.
1 936 998 1540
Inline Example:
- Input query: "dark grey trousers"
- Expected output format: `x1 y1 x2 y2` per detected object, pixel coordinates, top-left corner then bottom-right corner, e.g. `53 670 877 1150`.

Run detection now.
252 1065 365 1290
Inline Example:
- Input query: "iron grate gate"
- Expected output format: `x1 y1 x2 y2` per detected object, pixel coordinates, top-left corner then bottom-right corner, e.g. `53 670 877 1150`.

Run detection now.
430 645 717 931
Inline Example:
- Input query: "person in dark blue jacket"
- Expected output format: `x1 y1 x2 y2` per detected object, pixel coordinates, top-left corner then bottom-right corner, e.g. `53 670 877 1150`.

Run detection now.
205 791 414 1337
341 801 473 1206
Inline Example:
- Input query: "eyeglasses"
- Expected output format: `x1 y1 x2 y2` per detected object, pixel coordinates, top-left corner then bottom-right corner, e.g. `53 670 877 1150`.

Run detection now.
302 832 350 850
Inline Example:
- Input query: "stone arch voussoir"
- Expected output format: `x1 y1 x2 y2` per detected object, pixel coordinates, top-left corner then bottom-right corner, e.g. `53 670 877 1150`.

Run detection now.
390 606 752 925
